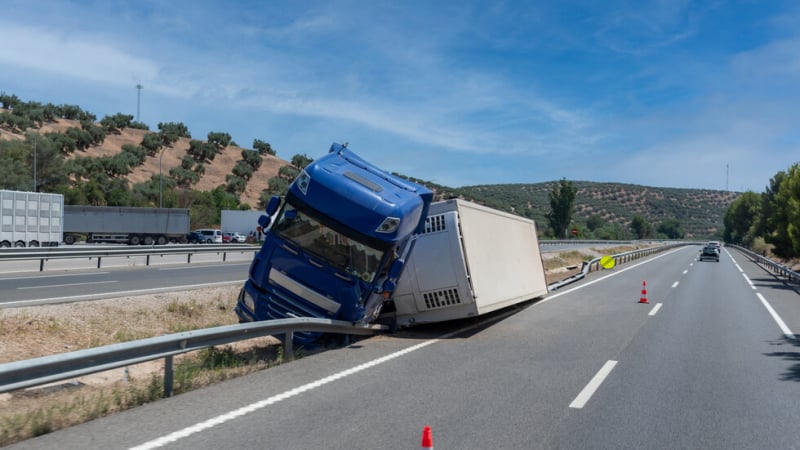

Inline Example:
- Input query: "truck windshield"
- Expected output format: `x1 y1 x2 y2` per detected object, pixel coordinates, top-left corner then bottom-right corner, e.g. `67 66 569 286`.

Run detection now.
271 203 385 282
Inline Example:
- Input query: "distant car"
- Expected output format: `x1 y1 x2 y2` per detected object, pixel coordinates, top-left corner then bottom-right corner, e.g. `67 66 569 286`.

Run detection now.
699 245 720 262
228 232 247 243
221 232 232 243
193 229 223 244
186 230 204 244
707 241 722 252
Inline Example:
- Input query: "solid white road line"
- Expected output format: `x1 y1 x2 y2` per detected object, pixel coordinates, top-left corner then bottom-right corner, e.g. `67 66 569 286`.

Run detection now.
17 281 118 290
671 281 679 288
756 292 794 339
130 339 440 450
0 272 110 280
741 273 756 290
569 360 618 409
2 281 245 307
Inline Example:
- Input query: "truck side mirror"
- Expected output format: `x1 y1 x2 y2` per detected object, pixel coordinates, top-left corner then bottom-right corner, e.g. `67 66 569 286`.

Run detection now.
265 196 281 216
258 215 271 229
381 259 404 294
388 258 405 279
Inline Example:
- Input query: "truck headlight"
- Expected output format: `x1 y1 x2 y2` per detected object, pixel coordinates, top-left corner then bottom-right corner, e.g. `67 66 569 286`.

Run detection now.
241 289 256 312
376 217 400 233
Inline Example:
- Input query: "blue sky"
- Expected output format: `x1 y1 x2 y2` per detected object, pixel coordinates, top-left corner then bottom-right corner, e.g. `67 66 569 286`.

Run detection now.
1 0 798 192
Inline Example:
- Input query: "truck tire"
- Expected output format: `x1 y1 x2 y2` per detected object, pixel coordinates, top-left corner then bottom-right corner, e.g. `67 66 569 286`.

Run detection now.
143 236 154 246
129 235 141 245
156 235 167 246
64 234 76 245
29 241 39 247
14 241 25 248
0 241 10 248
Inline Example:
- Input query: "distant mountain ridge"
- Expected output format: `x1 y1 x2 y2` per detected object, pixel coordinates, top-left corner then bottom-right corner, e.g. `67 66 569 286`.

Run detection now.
454 181 738 238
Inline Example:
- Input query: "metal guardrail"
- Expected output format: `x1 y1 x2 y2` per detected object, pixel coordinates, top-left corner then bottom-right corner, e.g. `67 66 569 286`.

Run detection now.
0 244 259 271
727 244 800 285
0 318 387 397
539 239 634 246
546 242 697 291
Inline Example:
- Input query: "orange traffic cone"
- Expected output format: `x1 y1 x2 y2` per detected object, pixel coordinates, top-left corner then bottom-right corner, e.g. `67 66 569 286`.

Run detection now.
639 281 649 304
421 425 433 449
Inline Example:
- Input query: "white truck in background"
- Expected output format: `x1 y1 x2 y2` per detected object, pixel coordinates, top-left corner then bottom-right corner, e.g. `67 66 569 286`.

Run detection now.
0 190 64 248
383 198 549 327
221 209 267 239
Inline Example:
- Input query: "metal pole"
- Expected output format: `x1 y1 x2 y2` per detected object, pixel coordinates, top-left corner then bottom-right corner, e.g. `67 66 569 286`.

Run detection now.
163 355 173 397
136 84 142 122
33 138 37 192
159 148 165 208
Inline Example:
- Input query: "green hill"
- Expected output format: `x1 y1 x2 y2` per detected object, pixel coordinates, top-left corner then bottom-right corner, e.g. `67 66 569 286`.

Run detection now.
448 181 738 239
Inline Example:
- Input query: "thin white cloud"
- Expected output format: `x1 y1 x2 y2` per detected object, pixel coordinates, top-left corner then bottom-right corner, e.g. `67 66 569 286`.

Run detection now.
0 23 160 88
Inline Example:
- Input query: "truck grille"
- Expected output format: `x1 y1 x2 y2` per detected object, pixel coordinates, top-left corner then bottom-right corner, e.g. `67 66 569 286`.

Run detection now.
260 285 328 345
422 288 462 309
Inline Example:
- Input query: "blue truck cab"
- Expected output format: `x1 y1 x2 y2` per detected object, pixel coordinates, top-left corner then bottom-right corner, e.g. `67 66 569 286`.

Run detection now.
235 143 433 344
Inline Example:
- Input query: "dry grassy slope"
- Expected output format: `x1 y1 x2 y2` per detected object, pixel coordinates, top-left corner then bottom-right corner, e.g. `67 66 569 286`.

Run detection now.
30 118 289 209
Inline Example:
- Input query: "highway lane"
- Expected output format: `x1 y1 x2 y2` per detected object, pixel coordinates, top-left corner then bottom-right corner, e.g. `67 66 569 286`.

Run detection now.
7 245 800 449
0 262 250 307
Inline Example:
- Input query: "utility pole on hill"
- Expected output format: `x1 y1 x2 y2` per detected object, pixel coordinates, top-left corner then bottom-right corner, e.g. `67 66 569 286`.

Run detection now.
136 84 143 121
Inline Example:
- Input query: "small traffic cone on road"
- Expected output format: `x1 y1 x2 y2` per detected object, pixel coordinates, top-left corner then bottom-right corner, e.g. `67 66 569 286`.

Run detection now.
421 425 434 449
639 281 649 304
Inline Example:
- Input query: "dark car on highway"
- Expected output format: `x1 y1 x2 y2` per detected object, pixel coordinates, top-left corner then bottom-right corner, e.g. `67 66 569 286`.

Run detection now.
699 245 720 262
186 230 204 244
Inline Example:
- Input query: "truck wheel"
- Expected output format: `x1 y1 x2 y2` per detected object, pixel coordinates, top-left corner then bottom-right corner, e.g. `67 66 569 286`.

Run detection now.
29 241 39 247
156 235 167 246
0 241 10 248
143 236 154 246
14 241 25 248
64 234 76 245
129 235 141 245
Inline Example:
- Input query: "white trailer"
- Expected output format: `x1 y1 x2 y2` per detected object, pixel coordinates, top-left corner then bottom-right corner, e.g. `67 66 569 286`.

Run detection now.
0 190 64 248
386 199 548 327
221 210 266 237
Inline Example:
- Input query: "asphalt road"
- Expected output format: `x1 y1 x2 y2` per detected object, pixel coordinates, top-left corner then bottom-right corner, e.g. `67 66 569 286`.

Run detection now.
0 259 251 308
7 245 800 449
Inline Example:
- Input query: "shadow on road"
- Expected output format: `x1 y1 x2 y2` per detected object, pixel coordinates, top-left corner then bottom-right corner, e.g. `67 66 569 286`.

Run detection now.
765 335 800 382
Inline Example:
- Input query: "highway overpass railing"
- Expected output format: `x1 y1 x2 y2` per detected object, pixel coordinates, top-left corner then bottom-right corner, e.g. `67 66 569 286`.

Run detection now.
0 244 259 271
0 318 387 397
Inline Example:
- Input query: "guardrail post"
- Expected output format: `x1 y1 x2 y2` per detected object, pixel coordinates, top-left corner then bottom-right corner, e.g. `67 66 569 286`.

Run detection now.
164 355 174 398
39 259 45 272
97 257 101 269
284 332 294 362
188 253 192 264
146 255 150 266
223 252 227 262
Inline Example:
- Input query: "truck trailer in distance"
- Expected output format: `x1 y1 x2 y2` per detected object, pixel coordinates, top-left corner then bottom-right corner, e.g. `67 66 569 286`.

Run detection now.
221 209 266 238
63 205 190 245
0 190 64 248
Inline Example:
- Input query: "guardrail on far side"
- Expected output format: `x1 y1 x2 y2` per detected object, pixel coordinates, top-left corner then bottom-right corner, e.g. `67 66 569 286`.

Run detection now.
0 245 260 271
728 244 800 285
